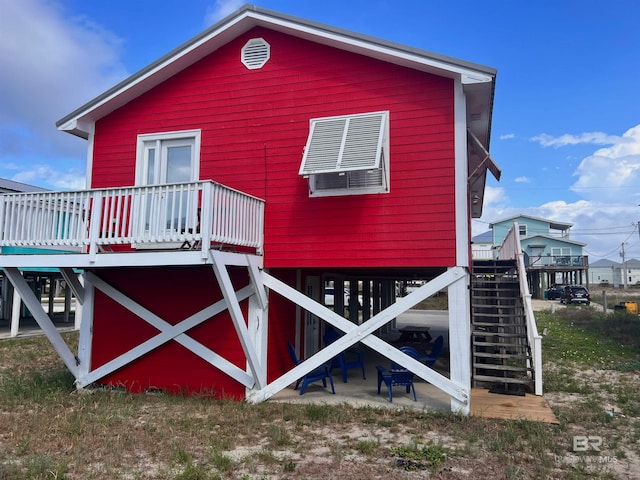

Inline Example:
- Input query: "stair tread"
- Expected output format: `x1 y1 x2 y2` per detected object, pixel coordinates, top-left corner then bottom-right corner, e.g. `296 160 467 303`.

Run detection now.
473 338 529 348
473 375 534 385
473 363 533 372
472 321 526 326
472 331 528 337
473 351 532 360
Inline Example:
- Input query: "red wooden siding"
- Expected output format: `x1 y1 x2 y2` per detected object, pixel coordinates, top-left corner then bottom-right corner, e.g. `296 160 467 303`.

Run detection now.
92 26 457 269
91 267 249 398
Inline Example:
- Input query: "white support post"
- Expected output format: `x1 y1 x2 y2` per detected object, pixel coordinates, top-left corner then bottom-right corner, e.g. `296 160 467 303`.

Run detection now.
448 269 471 414
77 274 94 380
248 294 268 390
10 283 21 337
3 268 79 378
247 254 268 391
210 250 265 389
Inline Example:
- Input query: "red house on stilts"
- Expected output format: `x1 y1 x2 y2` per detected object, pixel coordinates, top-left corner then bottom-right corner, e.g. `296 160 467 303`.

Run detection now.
0 5 543 413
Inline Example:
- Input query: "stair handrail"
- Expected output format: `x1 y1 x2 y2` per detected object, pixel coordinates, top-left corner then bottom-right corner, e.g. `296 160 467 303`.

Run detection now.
497 221 543 395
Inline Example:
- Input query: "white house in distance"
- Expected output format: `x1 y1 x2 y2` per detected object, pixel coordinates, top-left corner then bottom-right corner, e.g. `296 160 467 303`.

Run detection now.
590 258 640 288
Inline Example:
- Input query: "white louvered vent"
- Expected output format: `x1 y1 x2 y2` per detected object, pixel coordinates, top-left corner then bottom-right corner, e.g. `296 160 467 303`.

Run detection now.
241 38 270 70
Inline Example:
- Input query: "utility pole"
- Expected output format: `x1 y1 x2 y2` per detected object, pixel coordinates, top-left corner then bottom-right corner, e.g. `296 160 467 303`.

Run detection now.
621 242 627 290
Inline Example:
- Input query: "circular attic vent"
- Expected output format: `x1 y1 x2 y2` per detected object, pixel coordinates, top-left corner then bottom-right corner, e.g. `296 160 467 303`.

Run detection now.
241 38 270 70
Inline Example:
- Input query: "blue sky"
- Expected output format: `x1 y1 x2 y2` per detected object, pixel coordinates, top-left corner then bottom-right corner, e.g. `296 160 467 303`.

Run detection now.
1 0 639 261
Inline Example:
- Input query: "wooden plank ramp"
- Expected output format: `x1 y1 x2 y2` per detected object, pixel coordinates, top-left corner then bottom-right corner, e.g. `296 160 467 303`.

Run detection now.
470 388 559 424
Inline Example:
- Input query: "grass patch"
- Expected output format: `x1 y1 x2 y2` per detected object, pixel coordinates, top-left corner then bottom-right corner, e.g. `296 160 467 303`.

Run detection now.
1 318 638 478
536 310 639 370
390 442 448 473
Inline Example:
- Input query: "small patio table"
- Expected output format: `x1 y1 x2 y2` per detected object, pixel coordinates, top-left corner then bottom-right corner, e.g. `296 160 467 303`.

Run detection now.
397 326 432 344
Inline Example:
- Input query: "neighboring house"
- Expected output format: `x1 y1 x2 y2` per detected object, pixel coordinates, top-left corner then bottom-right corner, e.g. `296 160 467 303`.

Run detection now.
471 230 494 260
589 258 617 285
620 259 640 287
614 258 640 288
590 258 640 288
0 6 504 412
0 178 77 332
488 215 588 297
0 178 48 194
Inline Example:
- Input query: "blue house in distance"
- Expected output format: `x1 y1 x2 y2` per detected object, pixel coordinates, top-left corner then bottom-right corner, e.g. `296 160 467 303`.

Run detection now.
488 214 588 298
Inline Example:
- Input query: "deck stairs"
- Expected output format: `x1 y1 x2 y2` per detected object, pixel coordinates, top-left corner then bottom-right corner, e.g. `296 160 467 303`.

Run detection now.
471 259 535 395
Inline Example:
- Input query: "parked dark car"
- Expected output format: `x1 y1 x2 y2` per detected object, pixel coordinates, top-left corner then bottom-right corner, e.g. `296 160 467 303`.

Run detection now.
546 285 565 300
560 285 591 305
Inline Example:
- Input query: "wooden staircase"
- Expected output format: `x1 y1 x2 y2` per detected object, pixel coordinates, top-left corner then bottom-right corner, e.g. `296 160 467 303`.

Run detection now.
471 259 535 395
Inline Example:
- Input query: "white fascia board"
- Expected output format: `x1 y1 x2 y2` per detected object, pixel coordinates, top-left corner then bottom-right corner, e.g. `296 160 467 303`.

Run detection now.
255 12 494 82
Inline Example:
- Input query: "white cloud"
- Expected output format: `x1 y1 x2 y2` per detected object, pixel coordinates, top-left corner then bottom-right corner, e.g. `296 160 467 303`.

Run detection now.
0 0 128 188
12 165 86 190
570 124 640 203
205 0 245 25
478 125 640 260
514 176 530 183
531 131 623 148
500 133 515 140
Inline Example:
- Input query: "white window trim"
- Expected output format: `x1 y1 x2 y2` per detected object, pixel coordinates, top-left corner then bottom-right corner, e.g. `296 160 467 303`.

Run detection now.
518 224 527 236
299 111 390 197
133 130 201 250
135 129 201 185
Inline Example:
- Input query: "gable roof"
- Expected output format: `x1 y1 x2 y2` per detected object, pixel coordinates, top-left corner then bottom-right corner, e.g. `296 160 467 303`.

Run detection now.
521 234 586 247
489 214 573 232
472 230 493 243
56 4 496 151
0 178 48 193
590 258 620 268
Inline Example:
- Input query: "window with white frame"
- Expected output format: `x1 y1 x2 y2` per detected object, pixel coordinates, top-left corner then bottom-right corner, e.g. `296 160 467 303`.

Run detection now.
518 224 527 236
136 130 201 186
298 111 390 197
135 130 201 235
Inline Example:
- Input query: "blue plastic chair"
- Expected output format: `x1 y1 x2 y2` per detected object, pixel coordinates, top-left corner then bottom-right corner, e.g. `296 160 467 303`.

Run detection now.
375 346 419 402
287 341 335 395
323 328 366 383
422 335 444 368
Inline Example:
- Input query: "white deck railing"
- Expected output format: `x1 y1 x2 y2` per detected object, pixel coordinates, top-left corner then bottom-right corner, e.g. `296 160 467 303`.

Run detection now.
497 221 543 395
0 181 265 259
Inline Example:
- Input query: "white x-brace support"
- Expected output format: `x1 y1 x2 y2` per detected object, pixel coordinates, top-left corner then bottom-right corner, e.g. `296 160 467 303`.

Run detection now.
248 267 471 413
1 251 269 392
3 257 471 413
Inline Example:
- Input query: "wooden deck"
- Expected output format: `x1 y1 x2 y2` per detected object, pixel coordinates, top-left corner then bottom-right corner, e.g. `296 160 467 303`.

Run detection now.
470 388 559 424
